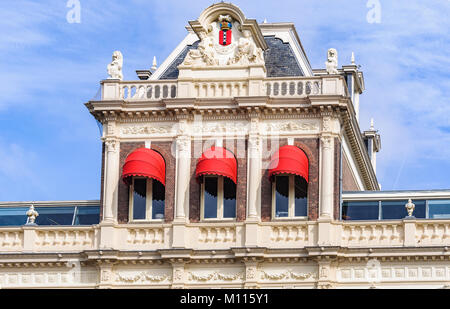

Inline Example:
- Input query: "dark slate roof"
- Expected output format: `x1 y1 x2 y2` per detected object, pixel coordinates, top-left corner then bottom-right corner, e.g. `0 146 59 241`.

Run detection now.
160 40 200 80
159 36 303 80
263 36 304 77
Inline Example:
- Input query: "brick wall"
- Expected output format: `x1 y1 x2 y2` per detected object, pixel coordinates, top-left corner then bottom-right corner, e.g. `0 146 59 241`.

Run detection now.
117 142 144 223
261 138 320 221
151 141 176 223
99 142 105 222
117 141 176 223
334 138 342 220
189 139 247 222
342 153 359 191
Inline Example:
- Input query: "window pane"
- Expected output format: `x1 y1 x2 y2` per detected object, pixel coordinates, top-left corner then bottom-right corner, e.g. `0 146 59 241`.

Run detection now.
223 177 236 218
35 207 75 225
0 207 28 226
204 177 218 219
133 178 147 220
74 206 100 225
428 200 450 219
152 180 165 220
342 201 379 220
382 200 426 219
294 176 307 217
275 176 289 217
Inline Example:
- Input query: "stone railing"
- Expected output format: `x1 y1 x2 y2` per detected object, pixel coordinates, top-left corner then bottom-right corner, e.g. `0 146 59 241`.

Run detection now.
193 81 248 98
264 77 322 97
340 221 404 247
188 222 243 249
119 81 178 100
34 227 96 250
415 221 450 246
259 221 312 248
100 75 345 101
2 219 450 252
0 229 23 252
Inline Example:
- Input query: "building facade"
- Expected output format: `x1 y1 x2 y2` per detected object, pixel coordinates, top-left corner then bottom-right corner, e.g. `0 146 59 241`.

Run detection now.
1 3 450 289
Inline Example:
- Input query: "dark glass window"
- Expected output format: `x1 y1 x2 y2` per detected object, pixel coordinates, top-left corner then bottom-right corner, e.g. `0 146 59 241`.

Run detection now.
342 201 379 220
152 180 165 220
0 207 28 226
428 200 450 219
223 177 236 218
74 206 100 225
204 177 218 219
133 178 147 220
35 207 75 225
294 176 308 217
381 200 426 219
275 175 289 217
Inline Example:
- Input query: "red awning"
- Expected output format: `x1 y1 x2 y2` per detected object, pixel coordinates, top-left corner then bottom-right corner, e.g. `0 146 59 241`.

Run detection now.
195 146 237 184
122 148 165 186
268 145 309 182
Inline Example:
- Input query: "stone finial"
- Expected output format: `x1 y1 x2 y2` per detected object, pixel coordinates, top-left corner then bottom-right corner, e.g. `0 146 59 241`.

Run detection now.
26 205 39 225
370 118 375 130
351 52 355 65
405 199 415 218
151 56 158 71
107 51 123 80
326 48 338 74
263 18 267 23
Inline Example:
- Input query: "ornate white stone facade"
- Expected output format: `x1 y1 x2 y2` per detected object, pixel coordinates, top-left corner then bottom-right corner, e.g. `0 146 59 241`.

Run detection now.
1 3 448 290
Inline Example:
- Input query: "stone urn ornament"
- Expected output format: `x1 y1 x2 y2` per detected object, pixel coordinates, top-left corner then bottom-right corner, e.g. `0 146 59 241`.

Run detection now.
26 205 39 225
405 198 415 219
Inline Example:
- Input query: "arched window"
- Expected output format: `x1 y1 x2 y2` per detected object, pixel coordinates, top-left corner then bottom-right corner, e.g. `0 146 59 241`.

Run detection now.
122 148 166 221
196 146 237 220
268 145 309 219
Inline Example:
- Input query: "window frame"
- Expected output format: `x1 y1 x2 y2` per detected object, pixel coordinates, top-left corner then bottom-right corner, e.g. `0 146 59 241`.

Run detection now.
128 176 165 222
200 175 236 221
272 174 308 220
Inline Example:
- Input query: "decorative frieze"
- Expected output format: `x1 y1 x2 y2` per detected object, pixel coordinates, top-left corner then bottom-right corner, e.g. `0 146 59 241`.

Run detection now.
187 270 244 282
260 270 316 281
115 271 171 284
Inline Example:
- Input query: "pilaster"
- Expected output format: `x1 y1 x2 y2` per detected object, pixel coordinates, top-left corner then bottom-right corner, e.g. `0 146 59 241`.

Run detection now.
102 119 120 224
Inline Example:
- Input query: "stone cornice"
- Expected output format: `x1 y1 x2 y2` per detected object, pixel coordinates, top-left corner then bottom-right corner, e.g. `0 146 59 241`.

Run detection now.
2 247 449 266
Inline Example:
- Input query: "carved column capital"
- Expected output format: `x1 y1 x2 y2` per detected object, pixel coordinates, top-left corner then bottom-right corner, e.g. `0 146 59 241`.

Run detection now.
176 136 191 153
320 136 333 150
103 138 119 153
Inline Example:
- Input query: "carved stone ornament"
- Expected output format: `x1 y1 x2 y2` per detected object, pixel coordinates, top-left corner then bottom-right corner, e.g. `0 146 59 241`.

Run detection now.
26 205 39 225
265 121 319 133
322 116 331 132
107 51 123 80
325 48 338 75
176 137 190 153
121 125 172 135
115 272 171 283
321 136 333 150
246 266 257 280
260 270 316 281
188 271 244 282
182 16 264 67
405 198 415 217
105 139 118 152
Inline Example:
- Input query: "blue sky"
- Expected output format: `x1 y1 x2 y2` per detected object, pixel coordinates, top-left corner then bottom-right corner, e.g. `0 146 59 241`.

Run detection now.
0 0 449 201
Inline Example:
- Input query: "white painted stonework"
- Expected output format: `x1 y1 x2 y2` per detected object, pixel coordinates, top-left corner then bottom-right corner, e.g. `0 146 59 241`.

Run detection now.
1 3 447 289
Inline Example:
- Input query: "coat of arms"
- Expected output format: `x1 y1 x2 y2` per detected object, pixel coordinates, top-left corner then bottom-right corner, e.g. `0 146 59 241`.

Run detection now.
218 15 232 46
